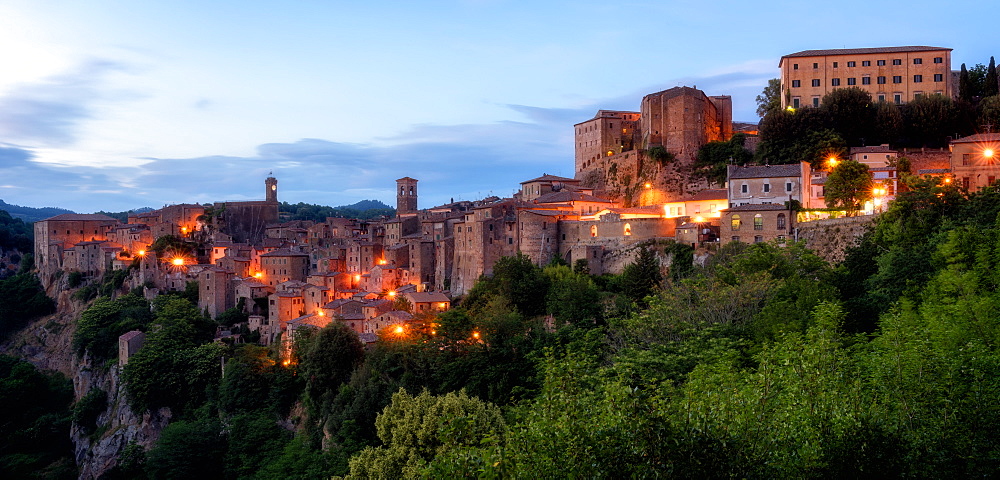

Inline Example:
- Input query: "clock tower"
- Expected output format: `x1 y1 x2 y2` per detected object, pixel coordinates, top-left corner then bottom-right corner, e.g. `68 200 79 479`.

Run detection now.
265 176 278 203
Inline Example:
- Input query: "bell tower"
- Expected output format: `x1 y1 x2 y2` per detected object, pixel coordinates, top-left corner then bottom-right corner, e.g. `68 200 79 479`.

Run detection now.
396 177 418 215
265 176 278 203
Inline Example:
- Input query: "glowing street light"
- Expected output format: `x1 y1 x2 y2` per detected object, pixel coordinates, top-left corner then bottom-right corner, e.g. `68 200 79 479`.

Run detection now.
985 148 995 159
171 257 185 266
827 156 839 169
137 250 146 256
394 325 404 335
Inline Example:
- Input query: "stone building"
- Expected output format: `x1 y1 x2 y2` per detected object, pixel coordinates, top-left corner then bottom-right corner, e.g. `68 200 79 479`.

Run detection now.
214 177 280 243
727 163 812 208
118 330 145 367
779 46 953 109
720 204 795 245
198 267 235 318
33 213 119 282
260 248 310 286
950 133 1000 192
397 177 419 215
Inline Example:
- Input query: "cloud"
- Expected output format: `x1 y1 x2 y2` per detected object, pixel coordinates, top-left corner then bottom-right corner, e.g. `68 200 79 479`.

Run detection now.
0 58 133 147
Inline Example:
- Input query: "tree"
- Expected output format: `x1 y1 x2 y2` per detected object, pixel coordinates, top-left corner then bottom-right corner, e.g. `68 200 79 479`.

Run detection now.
902 94 957 148
959 63 972 101
755 78 782 118
343 388 505 479
824 160 871 212
987 56 999 97
0 272 55 341
544 265 602 326
618 246 662 308
874 101 903 145
980 95 1000 131
694 133 753 186
969 63 989 98
299 322 365 416
73 294 153 362
464 252 549 317
821 87 876 147
145 417 225 480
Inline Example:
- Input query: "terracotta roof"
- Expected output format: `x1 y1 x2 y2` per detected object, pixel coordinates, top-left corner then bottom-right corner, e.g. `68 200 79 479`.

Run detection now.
238 279 268 288
671 188 728 202
261 248 308 257
951 133 1000 144
404 291 450 303
379 310 413 321
781 46 951 62
359 332 378 343
535 191 614 204
729 164 802 180
918 168 950 174
851 145 898 154
520 174 581 184
724 203 791 212
41 213 118 222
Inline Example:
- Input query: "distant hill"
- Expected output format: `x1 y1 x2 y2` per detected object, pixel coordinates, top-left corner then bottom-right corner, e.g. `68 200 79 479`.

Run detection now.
0 199 74 224
280 200 395 222
94 207 155 223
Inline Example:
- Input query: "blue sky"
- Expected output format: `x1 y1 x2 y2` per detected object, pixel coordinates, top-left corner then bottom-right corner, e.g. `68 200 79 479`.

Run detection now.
1 0 997 213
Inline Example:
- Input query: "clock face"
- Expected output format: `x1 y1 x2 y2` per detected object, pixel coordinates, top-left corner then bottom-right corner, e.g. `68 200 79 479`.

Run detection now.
271 185 277 191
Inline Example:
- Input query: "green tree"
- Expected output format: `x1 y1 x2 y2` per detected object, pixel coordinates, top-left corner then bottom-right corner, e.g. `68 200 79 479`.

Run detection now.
299 323 365 417
979 95 1000 129
824 160 871 211
986 56 999 97
693 133 753 186
145 417 225 480
0 272 55 341
463 252 549 317
544 265 602 326
618 246 662 308
874 101 903 145
822 87 876 147
342 388 505 479
755 78 782 118
959 63 972 101
902 94 957 147
73 294 153 362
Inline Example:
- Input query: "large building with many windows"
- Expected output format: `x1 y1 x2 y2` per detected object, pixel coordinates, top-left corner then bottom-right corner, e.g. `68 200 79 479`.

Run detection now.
779 46 953 109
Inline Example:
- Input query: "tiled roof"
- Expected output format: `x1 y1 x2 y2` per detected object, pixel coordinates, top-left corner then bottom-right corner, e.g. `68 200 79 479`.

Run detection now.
729 164 802 180
41 213 118 222
951 133 1000 144
534 191 614 204
261 248 308 257
724 203 791 212
781 46 950 60
850 145 898 154
404 291 450 303
918 168 950 174
671 188 728 202
520 174 580 184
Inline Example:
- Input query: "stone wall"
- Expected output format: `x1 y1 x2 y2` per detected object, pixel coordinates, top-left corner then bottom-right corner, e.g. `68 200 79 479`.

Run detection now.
796 216 876 264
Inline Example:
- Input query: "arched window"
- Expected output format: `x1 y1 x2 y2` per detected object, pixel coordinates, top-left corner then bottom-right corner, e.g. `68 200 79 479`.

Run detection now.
754 214 763 231
731 214 741 231
624 223 632 236
400 187 405 195
777 213 786 230
590 225 598 237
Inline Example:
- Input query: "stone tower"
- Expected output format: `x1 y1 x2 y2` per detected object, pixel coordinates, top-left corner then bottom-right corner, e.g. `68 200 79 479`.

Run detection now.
396 177 418 215
265 176 278 203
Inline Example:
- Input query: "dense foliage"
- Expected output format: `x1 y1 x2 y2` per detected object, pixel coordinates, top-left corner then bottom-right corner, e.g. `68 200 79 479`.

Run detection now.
0 259 55 341
279 201 395 222
0 209 33 254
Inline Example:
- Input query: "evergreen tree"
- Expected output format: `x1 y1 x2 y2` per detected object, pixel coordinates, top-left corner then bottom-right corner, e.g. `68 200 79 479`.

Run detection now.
986 56 999 97
959 63 972 101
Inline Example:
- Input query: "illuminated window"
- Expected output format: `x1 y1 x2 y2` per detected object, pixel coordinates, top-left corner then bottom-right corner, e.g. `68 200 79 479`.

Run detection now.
590 225 597 237
731 214 741 231
754 214 763 230
623 223 632 236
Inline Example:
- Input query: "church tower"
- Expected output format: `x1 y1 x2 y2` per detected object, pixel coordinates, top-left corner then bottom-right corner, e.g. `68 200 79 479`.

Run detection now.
396 177 418 215
265 176 278 203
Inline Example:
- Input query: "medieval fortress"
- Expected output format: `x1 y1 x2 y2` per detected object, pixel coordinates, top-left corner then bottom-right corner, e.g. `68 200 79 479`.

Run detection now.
33 45 1000 348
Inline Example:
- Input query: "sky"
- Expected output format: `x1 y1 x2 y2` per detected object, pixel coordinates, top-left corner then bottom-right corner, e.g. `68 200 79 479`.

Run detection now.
1 0 997 213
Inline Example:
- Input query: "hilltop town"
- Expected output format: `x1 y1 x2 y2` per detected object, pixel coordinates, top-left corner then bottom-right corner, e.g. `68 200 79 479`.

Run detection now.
30 45 1000 355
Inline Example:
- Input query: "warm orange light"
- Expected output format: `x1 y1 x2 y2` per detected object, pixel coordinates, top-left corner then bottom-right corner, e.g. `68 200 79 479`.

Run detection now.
171 258 185 266
181 226 188 234
944 178 952 183
394 325 404 334
354 274 361 282
388 291 397 297
317 310 324 316
644 183 652 189
985 149 995 158
377 259 387 265
439 302 447 308
472 331 480 339
253 272 263 278
282 359 290 367
137 250 146 256
827 156 839 168
694 216 705 223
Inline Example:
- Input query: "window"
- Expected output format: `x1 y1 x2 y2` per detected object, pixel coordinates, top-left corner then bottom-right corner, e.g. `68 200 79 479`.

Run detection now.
892 59 901 65
894 94 902 104
833 62 838 68
732 236 741 243
862 76 871 85
962 153 971 166
934 73 943 82
914 75 923 83
741 184 748 194
792 80 801 87
862 60 871 66
913 58 922 64
777 213 786 230
831 78 841 86
753 214 763 231
878 94 886 102
877 60 886 66
963 177 970 190
793 63 799 70
934 57 943 63
786 182 793 192
792 97 800 108
813 62 818 69
914 92 923 99
812 79 821 87
731 214 741 231
847 61 856 67
877 76 886 84
847 77 856 85
754 235 764 243
812 97 820 107
763 184 771 193
892 76 902 84
623 223 632 236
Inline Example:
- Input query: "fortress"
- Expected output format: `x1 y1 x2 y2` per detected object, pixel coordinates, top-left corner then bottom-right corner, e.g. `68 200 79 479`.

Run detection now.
574 86 732 204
